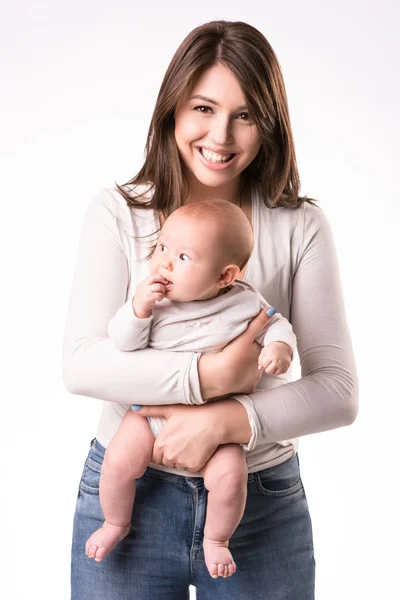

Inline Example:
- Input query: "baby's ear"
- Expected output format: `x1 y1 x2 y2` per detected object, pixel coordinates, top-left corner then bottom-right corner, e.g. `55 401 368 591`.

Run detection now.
218 264 240 286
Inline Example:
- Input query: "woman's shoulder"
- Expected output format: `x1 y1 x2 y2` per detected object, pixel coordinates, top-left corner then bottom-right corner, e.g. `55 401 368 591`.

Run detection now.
256 190 329 239
86 183 157 232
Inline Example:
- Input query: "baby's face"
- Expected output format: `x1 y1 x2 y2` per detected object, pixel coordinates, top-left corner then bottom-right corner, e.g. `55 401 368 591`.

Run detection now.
149 213 227 302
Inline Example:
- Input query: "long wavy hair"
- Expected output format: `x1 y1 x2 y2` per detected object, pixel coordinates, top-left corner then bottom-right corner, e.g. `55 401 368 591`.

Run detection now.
116 20 317 238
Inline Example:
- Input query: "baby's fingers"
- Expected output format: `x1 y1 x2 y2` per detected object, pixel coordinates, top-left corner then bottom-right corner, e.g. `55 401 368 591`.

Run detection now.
259 359 280 375
264 360 290 375
149 274 170 285
149 282 167 294
258 357 272 371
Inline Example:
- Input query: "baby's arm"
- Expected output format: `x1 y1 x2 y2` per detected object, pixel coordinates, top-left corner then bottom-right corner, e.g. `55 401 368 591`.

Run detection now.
254 303 297 376
108 273 169 351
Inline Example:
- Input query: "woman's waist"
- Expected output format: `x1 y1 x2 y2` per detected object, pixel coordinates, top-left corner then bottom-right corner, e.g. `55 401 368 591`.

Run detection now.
96 402 298 477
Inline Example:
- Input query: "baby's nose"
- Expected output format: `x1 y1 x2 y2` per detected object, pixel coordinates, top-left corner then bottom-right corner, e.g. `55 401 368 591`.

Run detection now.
161 259 173 271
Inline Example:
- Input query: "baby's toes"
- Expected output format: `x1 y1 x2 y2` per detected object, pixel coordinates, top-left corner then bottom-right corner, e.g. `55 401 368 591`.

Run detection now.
87 544 98 559
94 547 107 562
217 563 225 577
210 563 219 579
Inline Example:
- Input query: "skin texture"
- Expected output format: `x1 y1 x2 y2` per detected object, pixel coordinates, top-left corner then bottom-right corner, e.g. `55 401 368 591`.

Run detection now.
134 211 240 314
174 63 262 204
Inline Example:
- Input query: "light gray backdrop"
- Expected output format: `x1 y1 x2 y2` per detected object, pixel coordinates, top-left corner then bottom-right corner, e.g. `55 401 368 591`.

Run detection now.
1 1 398 598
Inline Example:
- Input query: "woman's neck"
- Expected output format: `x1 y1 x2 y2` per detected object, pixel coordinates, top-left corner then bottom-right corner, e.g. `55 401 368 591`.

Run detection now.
185 175 245 206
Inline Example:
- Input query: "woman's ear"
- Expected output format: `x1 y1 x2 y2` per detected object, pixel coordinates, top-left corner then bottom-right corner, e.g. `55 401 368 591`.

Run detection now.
217 264 241 287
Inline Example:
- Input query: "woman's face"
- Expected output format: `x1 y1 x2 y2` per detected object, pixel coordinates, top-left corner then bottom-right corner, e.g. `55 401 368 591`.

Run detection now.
174 63 262 197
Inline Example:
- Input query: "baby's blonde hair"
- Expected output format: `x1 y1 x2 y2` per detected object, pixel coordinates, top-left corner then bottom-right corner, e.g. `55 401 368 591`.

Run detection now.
171 199 254 270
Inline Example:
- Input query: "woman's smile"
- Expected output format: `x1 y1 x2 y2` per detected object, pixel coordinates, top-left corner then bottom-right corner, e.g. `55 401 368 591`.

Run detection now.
196 146 239 171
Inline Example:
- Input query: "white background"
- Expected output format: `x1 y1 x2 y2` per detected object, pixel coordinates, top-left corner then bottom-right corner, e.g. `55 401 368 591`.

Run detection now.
1 0 399 598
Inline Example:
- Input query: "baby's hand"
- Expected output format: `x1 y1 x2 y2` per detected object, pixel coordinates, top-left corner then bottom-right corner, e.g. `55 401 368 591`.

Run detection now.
258 341 293 375
132 274 170 319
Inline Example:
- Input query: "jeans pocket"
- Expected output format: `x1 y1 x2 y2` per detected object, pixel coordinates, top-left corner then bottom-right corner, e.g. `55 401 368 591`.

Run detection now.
79 444 104 495
254 454 303 498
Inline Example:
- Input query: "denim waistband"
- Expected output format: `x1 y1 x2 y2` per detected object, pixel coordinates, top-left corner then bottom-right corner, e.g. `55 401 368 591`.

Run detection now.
90 438 297 486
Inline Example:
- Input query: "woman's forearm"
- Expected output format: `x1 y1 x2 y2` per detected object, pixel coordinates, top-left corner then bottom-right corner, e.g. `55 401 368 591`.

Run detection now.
206 398 253 445
197 354 227 400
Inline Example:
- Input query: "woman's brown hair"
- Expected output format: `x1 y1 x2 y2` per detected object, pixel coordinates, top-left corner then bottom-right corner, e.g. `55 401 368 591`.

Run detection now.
116 20 317 232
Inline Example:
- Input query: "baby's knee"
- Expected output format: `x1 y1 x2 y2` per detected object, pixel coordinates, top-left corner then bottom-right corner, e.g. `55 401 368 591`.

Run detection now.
204 464 248 495
103 446 143 481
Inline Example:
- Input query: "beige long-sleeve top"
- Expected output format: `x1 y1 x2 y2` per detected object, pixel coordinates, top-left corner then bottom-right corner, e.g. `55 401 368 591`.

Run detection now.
62 184 358 473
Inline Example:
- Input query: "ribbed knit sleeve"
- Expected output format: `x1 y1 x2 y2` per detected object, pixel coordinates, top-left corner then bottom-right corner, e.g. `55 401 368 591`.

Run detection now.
62 190 203 406
232 203 359 450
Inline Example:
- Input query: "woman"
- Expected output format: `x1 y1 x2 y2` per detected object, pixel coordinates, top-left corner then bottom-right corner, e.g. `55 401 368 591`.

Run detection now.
63 20 358 599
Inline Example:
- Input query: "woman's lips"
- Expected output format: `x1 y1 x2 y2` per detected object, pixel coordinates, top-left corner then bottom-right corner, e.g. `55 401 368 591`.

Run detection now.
196 147 238 171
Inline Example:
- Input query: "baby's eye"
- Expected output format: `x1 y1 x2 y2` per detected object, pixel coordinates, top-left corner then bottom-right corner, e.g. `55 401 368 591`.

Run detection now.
179 253 190 261
159 244 167 252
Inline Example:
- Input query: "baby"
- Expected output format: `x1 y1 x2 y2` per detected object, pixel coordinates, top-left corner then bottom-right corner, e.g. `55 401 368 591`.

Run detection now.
85 199 297 579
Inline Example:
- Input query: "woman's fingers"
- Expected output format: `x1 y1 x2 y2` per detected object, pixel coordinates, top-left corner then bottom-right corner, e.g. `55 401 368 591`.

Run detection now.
245 307 277 341
131 404 172 417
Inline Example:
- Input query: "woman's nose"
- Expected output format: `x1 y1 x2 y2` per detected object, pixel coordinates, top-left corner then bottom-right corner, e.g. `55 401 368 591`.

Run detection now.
209 116 233 146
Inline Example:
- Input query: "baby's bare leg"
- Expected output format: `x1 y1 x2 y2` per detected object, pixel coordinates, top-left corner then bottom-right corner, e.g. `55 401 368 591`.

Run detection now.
86 410 154 561
201 444 248 579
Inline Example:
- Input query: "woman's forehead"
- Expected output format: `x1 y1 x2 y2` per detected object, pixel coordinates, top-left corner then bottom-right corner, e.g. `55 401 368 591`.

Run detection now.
184 64 247 106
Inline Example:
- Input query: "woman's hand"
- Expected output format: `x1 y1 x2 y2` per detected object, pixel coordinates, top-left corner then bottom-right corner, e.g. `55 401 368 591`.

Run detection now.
199 307 276 399
132 307 276 471
132 403 223 472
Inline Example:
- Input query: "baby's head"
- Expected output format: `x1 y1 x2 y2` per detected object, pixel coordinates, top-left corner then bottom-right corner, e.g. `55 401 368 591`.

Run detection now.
149 199 253 302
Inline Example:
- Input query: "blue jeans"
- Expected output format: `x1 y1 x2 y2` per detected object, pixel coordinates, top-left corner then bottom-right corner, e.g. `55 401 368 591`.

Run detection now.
71 439 315 599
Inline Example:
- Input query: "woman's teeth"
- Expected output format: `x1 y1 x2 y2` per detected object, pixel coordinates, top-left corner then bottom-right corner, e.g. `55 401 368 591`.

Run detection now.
199 148 235 164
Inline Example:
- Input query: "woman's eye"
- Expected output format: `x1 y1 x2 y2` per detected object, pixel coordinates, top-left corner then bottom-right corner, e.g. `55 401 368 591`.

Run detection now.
194 105 212 114
237 112 250 121
179 253 190 261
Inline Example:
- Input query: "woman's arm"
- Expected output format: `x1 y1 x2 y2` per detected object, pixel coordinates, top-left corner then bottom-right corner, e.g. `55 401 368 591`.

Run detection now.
62 189 205 405
227 203 359 450
107 299 153 351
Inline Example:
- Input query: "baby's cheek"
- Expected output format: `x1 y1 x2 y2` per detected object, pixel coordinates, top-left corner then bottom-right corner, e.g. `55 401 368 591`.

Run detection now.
149 258 159 276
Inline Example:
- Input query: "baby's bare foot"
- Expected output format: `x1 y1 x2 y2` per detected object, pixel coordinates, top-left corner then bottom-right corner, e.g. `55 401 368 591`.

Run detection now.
203 538 237 579
85 521 131 562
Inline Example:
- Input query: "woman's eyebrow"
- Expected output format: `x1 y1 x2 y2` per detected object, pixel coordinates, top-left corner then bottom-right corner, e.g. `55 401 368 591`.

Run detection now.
188 94 248 111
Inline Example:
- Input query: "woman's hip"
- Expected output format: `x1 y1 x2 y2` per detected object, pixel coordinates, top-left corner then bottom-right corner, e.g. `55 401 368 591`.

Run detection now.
71 439 315 598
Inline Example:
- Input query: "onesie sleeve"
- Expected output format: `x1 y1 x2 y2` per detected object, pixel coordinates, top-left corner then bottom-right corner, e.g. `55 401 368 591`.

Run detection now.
62 190 203 406
108 299 153 351
232 203 359 451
